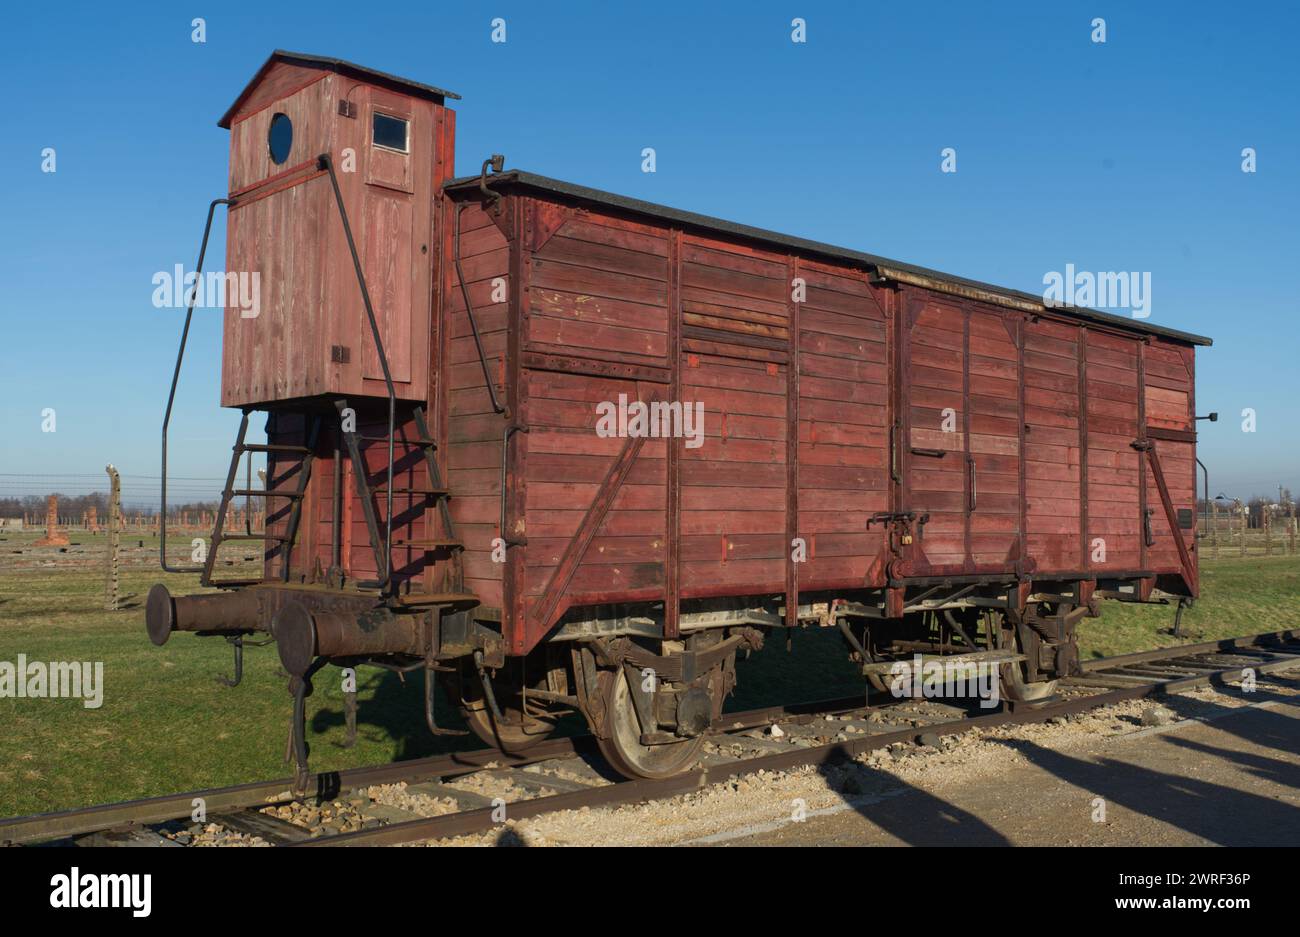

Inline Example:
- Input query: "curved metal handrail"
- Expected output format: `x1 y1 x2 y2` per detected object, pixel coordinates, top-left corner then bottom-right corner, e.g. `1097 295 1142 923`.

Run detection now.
160 197 236 573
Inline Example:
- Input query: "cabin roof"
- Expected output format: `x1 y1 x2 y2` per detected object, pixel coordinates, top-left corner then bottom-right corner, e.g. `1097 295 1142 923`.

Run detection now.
218 50 460 128
446 170 1212 348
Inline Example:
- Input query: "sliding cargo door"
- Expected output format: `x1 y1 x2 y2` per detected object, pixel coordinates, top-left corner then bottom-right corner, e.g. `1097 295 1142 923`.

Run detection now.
901 296 968 572
966 309 1022 570
901 295 1022 575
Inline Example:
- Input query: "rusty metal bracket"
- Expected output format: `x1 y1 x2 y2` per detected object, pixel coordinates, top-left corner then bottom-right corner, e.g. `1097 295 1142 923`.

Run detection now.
499 423 529 547
290 656 329 793
588 629 762 684
423 666 468 737
472 648 506 723
217 635 244 688
479 153 505 211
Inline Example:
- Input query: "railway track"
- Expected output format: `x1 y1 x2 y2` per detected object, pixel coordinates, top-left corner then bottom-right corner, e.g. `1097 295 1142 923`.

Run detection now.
5 629 1298 848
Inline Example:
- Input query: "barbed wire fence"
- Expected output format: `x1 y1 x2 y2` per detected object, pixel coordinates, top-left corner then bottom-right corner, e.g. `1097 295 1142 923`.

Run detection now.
0 472 265 531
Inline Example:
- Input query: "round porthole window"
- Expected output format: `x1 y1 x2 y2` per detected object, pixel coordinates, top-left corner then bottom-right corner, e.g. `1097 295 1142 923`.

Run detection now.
267 112 293 165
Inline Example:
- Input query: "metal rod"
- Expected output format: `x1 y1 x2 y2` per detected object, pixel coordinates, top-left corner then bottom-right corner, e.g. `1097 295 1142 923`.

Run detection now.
1196 457 1209 530
217 636 244 688
290 657 329 791
473 649 505 722
942 608 981 651
160 197 235 573
424 667 469 737
332 434 342 571
319 154 395 591
454 202 506 415
835 614 874 664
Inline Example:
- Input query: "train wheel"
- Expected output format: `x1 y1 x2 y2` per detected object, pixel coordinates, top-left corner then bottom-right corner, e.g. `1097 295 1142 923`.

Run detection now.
997 619 1059 703
595 666 706 779
456 660 556 753
461 701 555 752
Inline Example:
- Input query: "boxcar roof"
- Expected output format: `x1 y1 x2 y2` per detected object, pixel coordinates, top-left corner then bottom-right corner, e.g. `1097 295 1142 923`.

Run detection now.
446 170 1211 348
218 51 461 128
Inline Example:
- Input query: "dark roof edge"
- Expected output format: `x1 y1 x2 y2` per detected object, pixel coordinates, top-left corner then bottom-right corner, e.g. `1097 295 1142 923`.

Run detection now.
446 170 1212 348
218 50 460 128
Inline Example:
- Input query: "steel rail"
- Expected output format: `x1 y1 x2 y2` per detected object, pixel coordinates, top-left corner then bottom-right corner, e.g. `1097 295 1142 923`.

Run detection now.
5 632 1297 848
1078 629 1300 671
0 695 865 847
297 635 1300 847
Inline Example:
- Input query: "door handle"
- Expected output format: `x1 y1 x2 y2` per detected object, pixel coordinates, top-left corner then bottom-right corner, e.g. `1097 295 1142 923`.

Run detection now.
968 455 977 512
889 422 901 483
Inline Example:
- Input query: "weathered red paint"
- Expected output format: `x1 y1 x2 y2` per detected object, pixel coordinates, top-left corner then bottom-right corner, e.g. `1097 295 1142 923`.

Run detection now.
214 54 1206 661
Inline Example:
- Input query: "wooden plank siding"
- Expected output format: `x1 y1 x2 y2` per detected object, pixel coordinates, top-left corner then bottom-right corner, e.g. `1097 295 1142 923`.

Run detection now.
1024 318 1083 570
222 64 444 407
797 260 890 586
441 204 511 609
478 191 1203 653
1143 337 1198 582
903 296 968 570
1085 329 1143 571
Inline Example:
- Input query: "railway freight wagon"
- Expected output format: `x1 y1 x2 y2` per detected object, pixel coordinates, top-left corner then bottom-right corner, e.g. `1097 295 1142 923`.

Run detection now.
148 52 1212 781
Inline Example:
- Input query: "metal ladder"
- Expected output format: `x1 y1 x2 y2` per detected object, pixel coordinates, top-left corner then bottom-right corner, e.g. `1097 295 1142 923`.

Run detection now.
337 400 470 604
202 410 321 588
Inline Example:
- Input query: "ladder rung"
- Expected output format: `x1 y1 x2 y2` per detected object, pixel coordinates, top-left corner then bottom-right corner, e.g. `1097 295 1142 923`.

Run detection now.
391 592 480 607
215 533 288 542
240 443 312 454
356 435 437 446
229 489 303 498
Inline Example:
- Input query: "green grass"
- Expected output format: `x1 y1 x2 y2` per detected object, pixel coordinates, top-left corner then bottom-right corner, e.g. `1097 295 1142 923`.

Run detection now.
1078 554 1300 658
1 529 1297 817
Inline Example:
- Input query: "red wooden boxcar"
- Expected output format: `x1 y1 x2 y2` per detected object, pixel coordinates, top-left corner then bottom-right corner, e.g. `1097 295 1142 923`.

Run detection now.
148 53 1211 779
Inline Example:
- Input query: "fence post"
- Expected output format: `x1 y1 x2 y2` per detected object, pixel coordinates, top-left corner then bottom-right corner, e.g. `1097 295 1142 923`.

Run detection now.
1210 500 1219 559
105 464 122 611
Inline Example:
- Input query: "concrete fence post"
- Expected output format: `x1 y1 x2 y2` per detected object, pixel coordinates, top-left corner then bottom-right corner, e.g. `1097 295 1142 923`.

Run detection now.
105 465 122 610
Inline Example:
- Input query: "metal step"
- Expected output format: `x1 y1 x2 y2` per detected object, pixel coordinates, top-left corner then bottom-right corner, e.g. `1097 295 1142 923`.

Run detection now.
357 434 436 446
861 648 1025 676
239 443 312 454
391 591 479 607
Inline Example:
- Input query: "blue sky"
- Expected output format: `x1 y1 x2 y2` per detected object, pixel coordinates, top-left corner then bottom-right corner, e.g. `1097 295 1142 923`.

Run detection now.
1 1 1297 504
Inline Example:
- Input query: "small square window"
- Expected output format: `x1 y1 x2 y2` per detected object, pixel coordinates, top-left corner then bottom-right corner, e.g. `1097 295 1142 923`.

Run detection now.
372 112 409 153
